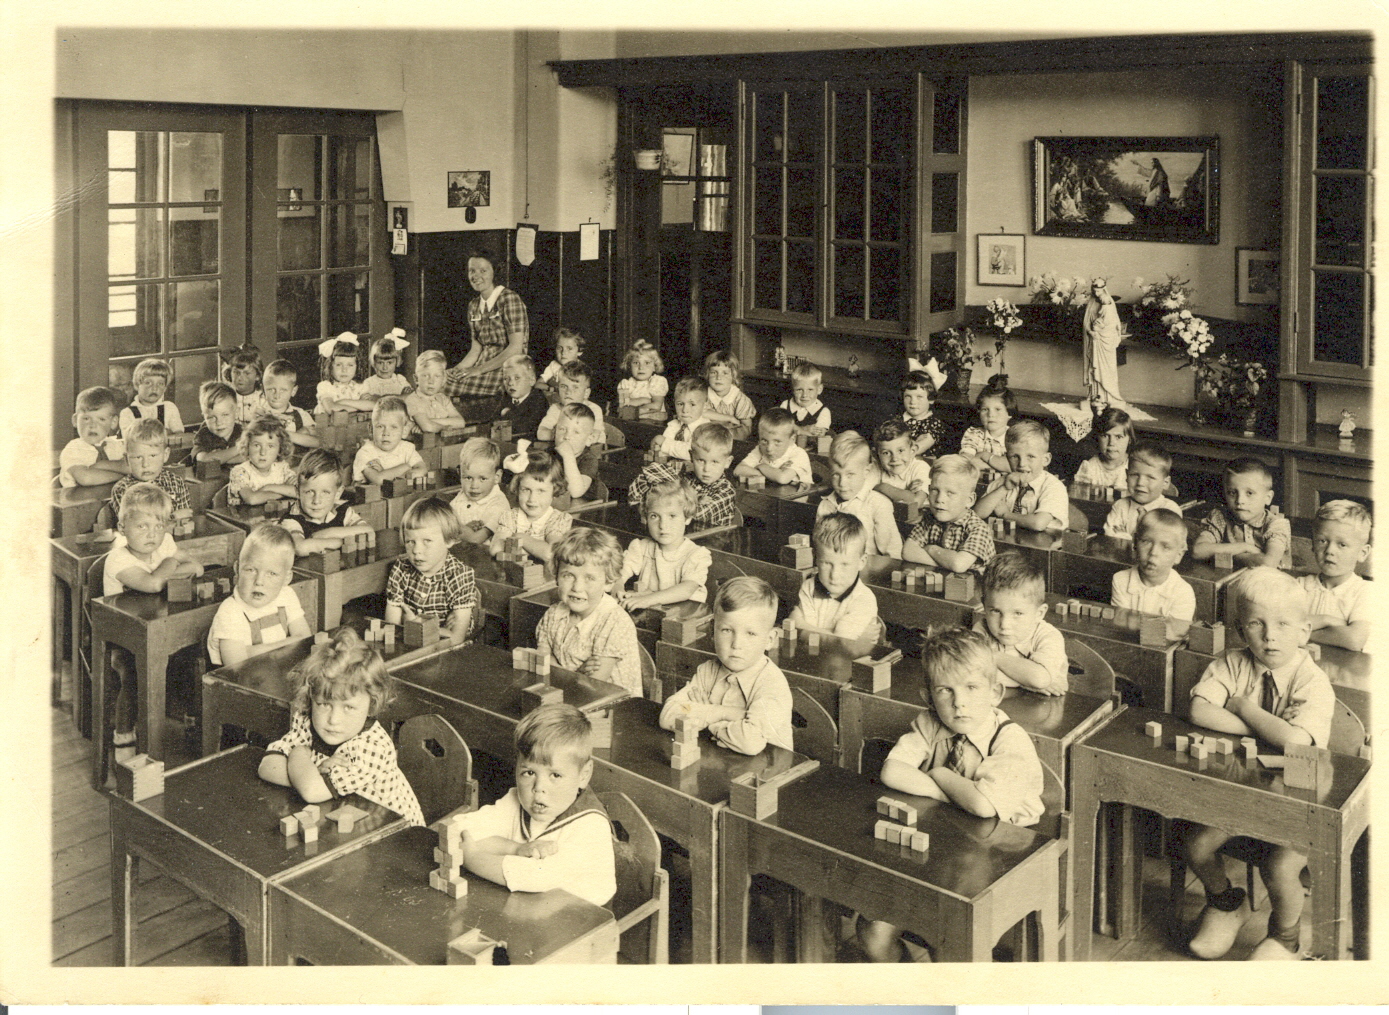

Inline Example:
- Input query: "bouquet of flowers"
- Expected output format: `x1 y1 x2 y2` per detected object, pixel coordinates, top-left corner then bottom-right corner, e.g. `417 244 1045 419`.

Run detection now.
985 298 1022 334
1132 274 1194 318
1164 309 1214 363
928 327 990 374
1028 272 1090 309
1194 352 1271 420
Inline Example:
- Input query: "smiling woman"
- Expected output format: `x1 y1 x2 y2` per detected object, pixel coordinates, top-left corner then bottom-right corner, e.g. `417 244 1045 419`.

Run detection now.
444 248 530 404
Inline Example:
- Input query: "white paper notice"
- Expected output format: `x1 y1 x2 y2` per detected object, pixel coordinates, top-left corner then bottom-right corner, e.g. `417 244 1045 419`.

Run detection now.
515 225 536 266
580 221 599 261
391 228 407 255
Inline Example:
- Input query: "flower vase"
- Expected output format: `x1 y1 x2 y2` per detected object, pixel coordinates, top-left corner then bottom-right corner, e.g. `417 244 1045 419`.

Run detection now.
946 368 972 397
1241 408 1259 437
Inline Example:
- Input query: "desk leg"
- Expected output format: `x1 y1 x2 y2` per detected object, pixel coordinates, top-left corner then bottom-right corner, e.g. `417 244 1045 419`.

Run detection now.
1113 803 1142 942
71 578 90 738
1070 750 1100 961
92 636 110 788
201 678 222 756
324 573 343 630
718 812 750 963
110 823 134 966
792 894 825 964
1308 817 1349 959
689 809 719 965
136 637 168 764
53 574 68 707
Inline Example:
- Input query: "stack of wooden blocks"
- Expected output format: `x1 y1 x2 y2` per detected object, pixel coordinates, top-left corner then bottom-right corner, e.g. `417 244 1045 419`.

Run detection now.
1187 621 1225 654
362 617 396 647
497 538 546 589
403 616 442 648
381 473 439 499
852 648 902 693
661 612 712 646
1070 482 1117 503
1055 600 1116 621
991 517 1018 539
666 715 700 770
279 803 325 844
170 508 196 537
115 754 164 802
338 530 377 566
743 473 766 490
430 812 470 898
778 533 814 570
873 796 929 851
167 573 232 604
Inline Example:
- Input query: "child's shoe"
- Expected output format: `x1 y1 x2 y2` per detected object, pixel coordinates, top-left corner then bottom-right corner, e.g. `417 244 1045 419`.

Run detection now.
1248 918 1302 960
1188 887 1249 960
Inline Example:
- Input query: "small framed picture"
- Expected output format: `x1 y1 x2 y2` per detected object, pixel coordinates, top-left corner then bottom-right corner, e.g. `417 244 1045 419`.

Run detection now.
978 233 1025 286
388 202 411 232
1237 248 1280 305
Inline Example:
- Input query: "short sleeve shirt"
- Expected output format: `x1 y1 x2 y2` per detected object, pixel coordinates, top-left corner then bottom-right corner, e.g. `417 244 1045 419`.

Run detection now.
405 390 466 428
657 414 716 461
535 594 642 699
206 586 306 666
658 656 794 754
908 508 995 573
491 505 574 552
901 412 946 447
1198 507 1292 567
103 532 178 596
1190 647 1334 747
1111 566 1196 622
315 379 368 412
817 488 902 558
352 439 424 483
227 460 296 504
193 422 242 456
877 457 932 494
960 426 1009 462
795 575 881 640
973 614 1069 695
780 399 831 431
618 375 670 405
986 470 1071 528
1103 495 1183 539
1074 455 1128 491
706 386 756 436
361 374 412 398
620 537 712 602
59 436 124 487
1297 572 1369 628
450 485 512 536
385 555 478 628
737 443 814 486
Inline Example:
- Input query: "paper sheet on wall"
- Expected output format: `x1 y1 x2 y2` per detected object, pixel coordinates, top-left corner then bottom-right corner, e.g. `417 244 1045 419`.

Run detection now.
580 222 599 261
515 225 536 266
391 228 408 256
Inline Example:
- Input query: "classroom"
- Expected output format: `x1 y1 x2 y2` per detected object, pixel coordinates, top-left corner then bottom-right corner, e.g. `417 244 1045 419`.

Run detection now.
46 23 1372 973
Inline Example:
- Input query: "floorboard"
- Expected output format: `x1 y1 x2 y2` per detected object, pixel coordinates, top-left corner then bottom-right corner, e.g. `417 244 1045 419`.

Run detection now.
53 874 198 962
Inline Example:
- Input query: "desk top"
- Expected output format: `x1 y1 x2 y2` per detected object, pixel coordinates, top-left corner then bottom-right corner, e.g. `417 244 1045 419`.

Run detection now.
53 512 240 562
95 567 315 623
580 502 740 542
665 628 882 687
115 745 403 877
292 528 403 574
743 763 1054 903
514 586 707 635
1061 535 1239 587
53 481 116 508
272 824 615 964
1080 706 1370 808
450 541 522 588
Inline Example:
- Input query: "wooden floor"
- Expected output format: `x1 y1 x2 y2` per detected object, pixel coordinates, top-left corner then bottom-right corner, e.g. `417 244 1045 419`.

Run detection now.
51 688 1290 966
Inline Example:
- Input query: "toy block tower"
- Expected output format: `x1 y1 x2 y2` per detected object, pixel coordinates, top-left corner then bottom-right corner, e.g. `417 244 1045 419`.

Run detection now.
779 533 815 570
943 572 976 603
666 715 701 770
429 812 470 898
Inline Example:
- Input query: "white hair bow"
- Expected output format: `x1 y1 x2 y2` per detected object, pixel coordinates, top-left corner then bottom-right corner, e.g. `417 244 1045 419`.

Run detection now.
318 332 360 357
382 327 410 351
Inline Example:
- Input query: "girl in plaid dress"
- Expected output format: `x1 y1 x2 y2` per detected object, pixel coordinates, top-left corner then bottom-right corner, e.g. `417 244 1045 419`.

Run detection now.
445 249 530 401
259 627 424 826
384 497 478 642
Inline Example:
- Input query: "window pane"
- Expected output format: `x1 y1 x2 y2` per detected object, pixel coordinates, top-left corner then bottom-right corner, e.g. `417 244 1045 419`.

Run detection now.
833 245 865 319
753 239 781 311
170 279 219 349
169 351 220 425
785 89 820 163
834 89 866 164
1316 76 1368 171
1312 271 1366 366
1315 175 1366 267
933 90 960 155
279 205 321 271
929 251 957 314
108 130 165 202
786 168 816 239
835 168 865 240
870 246 901 322
871 170 903 242
109 170 137 206
786 242 816 315
754 167 782 236
931 173 959 234
169 132 222 203
871 88 912 164
329 203 371 268
754 91 783 162
277 274 321 345
327 271 370 334
169 207 219 276
108 206 164 280
328 137 372 201
279 134 322 200
109 284 162 356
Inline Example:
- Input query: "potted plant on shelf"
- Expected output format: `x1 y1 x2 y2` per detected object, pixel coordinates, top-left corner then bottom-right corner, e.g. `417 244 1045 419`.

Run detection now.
922 326 993 396
1194 353 1272 435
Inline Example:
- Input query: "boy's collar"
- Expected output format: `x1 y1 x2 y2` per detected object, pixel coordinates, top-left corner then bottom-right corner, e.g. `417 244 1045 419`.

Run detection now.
812 575 860 602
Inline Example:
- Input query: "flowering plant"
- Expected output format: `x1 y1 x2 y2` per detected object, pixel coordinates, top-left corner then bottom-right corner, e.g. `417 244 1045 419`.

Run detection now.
985 298 1022 334
928 327 993 375
1028 272 1090 309
1132 274 1194 317
1194 353 1270 411
1163 309 1214 362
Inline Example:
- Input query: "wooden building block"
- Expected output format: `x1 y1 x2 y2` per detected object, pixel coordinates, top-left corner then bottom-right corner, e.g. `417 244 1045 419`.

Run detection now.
382 625 395 647
588 708 613 749
447 929 497 965
1282 743 1330 790
512 647 529 671
1187 621 1226 655
805 632 820 652
661 613 712 646
816 435 833 456
779 545 815 569
520 683 563 712
360 483 382 503
853 655 894 693
909 831 930 852
403 617 440 648
167 576 193 602
301 804 321 824
885 824 903 845
1101 607 1115 620
1174 735 1189 754
115 754 164 802
217 577 232 595
876 796 895 817
301 822 319 844
327 804 369 834
728 771 778 820
1191 743 1208 760
279 815 299 837
430 870 470 898
874 818 892 840
1054 602 1068 616
314 631 330 645
1144 721 1162 743
1213 551 1235 570
1241 737 1258 762
1138 616 1167 647
891 570 904 585
1214 738 1234 756
490 419 513 442
788 532 811 548
943 572 976 603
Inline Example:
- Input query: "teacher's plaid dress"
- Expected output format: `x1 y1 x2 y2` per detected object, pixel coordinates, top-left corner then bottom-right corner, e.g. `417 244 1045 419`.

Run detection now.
444 287 529 399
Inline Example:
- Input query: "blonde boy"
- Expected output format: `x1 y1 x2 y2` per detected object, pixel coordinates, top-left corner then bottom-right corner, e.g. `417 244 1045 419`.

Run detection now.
117 357 184 440
552 402 603 500
1184 568 1334 961
1111 507 1196 622
405 349 467 433
1102 443 1183 539
660 576 793 753
652 376 715 462
536 360 605 447
450 437 511 544
817 435 901 557
259 359 320 448
791 513 882 641
735 407 813 485
60 386 127 487
109 418 191 519
495 354 550 440
192 381 245 465
974 551 1068 696
974 420 1068 532
207 523 311 667
353 396 426 485
904 454 994 574
779 361 831 435
1192 458 1290 567
1299 499 1371 651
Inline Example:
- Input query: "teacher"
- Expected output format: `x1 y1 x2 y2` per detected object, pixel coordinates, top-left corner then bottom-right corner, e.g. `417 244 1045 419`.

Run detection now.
444 248 529 402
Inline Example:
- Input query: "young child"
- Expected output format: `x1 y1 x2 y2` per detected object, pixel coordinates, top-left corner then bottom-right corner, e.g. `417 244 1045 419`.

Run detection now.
858 626 1043 962
404 350 467 433
903 454 995 574
974 420 1069 533
816 434 901 558
959 381 1015 474
551 402 604 501
734 407 813 486
442 703 616 907
227 415 296 507
385 496 477 643
259 627 424 825
1298 499 1371 651
361 329 413 399
206 522 312 667
629 422 738 530
449 437 511 545
974 551 1068 696
1074 406 1133 494
1102 443 1183 540
495 354 549 440
1192 458 1290 568
659 575 793 753
315 333 374 414
617 340 669 420
490 450 574 563
224 345 265 425
191 382 245 466
258 359 320 449
540 326 584 393
1110 508 1196 622
614 479 712 611
1183 567 1335 961
790 513 882 642
108 418 191 518
899 370 946 457
353 396 425 486
703 349 756 440
779 361 831 436
873 418 933 508
280 449 373 555
652 376 715 462
536 360 605 447
59 386 127 487
102 483 205 758
118 357 184 440
536 527 642 698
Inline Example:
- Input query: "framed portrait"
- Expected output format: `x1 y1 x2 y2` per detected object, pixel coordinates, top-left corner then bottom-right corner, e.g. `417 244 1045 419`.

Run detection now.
447 171 491 208
978 233 1025 286
1237 248 1280 305
1033 135 1219 243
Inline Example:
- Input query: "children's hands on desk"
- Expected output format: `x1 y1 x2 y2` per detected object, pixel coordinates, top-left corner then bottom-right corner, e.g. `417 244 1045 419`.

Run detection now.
515 839 559 859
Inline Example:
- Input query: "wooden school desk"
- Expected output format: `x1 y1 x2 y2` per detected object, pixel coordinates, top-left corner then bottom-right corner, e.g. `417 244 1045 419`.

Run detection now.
51 513 246 736
692 525 820 602
1044 598 1184 712
1071 706 1370 961
511 585 709 659
1171 641 1371 729
108 744 405 965
581 501 742 542
719 763 1061 962
589 695 820 964
292 528 403 629
991 525 1064 588
450 541 546 635
860 556 982 631
1051 534 1238 624
90 571 319 786
732 475 826 537
268 824 619 964
52 481 117 538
